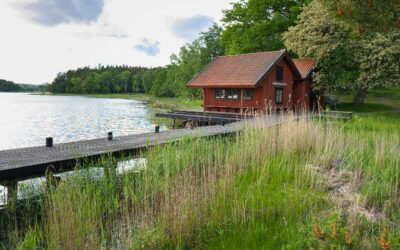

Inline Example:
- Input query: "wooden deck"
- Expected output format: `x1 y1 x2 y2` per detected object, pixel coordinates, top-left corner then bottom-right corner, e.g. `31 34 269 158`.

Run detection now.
155 110 254 124
0 115 285 182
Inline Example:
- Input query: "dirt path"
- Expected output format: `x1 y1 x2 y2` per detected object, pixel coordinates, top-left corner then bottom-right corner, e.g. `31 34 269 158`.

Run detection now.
306 160 381 222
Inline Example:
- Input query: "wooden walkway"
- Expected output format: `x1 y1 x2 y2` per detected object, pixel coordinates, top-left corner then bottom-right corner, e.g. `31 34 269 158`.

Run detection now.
155 110 254 124
0 115 286 182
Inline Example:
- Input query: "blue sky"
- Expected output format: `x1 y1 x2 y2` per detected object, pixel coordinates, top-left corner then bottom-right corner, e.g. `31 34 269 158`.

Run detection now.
0 0 231 84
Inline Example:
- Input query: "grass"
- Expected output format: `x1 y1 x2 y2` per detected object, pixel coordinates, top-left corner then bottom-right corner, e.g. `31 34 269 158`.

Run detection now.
333 86 400 113
1 114 399 249
2 87 396 248
331 86 400 133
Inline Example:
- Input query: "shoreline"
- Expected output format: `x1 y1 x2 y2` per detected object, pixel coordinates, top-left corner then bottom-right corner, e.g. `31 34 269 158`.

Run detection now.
39 92 202 128
37 92 202 112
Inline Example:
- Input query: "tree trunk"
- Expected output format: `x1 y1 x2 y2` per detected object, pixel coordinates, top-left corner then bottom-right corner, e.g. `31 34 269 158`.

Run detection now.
353 88 368 104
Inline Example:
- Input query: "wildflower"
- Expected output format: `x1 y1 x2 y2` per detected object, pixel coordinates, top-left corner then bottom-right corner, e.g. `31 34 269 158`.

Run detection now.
336 4 344 15
344 231 352 246
348 10 353 17
380 226 390 250
313 224 324 239
331 222 337 239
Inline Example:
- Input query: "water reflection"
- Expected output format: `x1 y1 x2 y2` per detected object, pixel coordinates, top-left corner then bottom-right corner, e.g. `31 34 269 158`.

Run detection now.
0 93 164 150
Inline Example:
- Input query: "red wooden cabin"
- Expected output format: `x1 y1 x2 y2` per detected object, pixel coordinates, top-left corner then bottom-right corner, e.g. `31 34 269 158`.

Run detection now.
187 49 318 113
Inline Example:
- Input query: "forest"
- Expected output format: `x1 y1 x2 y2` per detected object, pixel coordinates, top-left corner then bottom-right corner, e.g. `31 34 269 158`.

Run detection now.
47 0 400 103
0 79 24 92
0 79 43 92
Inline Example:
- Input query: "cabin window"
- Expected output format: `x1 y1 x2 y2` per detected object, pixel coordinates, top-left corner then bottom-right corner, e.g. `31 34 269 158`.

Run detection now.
243 89 253 101
215 89 240 100
215 89 226 99
227 89 240 99
276 66 284 81
275 88 283 104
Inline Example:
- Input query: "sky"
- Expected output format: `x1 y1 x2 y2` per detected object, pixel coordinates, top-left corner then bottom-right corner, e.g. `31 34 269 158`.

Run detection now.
0 0 232 84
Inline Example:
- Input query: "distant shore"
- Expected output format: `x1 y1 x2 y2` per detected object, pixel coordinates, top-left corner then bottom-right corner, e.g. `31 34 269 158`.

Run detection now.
40 93 202 127
39 93 202 111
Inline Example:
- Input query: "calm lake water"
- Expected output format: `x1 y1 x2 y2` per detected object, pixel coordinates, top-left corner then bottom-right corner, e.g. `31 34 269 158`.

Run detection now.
0 92 161 205
0 92 161 150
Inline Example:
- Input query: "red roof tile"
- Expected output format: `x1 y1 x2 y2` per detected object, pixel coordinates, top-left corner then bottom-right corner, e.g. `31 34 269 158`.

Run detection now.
292 59 315 79
188 50 298 88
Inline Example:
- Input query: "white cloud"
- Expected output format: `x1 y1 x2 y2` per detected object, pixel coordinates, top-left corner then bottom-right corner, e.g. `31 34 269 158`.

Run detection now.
16 0 104 26
172 15 214 41
135 39 160 56
0 0 232 84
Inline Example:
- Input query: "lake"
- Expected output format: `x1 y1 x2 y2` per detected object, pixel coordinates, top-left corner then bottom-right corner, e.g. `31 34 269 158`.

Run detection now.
0 92 162 205
0 93 161 150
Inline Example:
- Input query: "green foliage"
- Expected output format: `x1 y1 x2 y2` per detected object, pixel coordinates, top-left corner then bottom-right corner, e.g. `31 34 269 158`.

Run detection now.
355 30 400 90
283 1 358 92
0 79 24 92
221 0 310 54
321 0 400 33
284 0 400 98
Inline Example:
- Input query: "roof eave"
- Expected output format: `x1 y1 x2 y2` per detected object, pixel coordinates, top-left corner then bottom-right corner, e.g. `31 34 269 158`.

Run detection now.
186 57 218 88
188 85 258 88
254 49 302 86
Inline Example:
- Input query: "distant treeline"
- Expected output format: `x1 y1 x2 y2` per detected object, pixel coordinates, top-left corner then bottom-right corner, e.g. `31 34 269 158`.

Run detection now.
48 66 201 98
0 79 24 92
0 80 43 92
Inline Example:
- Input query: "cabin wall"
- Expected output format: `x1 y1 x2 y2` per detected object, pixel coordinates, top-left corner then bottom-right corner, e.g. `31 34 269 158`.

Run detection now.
202 58 297 113
293 78 311 112
203 87 263 113
259 59 294 111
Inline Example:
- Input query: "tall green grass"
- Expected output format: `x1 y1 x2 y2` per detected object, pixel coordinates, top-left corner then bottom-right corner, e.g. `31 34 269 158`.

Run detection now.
1 116 399 249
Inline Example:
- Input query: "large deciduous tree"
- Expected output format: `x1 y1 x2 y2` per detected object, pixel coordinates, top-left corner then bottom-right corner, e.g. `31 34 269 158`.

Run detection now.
321 0 400 33
221 0 310 55
352 30 400 103
283 0 400 103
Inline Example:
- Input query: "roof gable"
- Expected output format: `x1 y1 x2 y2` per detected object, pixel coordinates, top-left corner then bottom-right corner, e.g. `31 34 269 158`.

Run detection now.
293 59 315 79
187 50 301 88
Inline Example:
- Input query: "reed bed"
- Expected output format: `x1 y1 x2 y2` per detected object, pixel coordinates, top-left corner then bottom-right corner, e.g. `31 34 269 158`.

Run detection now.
1 115 399 249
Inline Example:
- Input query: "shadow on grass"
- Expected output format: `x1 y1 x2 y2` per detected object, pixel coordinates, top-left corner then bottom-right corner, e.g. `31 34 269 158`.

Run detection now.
332 102 394 113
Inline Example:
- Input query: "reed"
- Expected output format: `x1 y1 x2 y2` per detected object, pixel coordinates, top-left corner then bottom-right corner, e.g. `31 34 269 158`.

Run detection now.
1 115 399 249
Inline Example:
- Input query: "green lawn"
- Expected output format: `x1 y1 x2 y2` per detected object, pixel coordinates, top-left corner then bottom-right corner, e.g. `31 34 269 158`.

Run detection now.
330 87 400 133
334 86 400 113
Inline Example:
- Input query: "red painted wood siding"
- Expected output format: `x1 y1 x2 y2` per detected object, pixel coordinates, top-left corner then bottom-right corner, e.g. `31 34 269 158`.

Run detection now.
260 59 294 111
293 78 311 112
202 58 297 113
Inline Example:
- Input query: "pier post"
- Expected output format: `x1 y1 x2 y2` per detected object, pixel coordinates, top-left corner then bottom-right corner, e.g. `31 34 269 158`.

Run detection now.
108 132 113 141
46 137 53 147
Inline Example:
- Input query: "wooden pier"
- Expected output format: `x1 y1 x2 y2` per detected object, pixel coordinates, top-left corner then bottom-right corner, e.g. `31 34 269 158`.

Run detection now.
0 115 293 205
155 110 254 127
0 116 284 181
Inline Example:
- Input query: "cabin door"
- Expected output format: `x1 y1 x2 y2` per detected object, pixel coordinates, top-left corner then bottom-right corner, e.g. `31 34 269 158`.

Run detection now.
309 91 318 112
